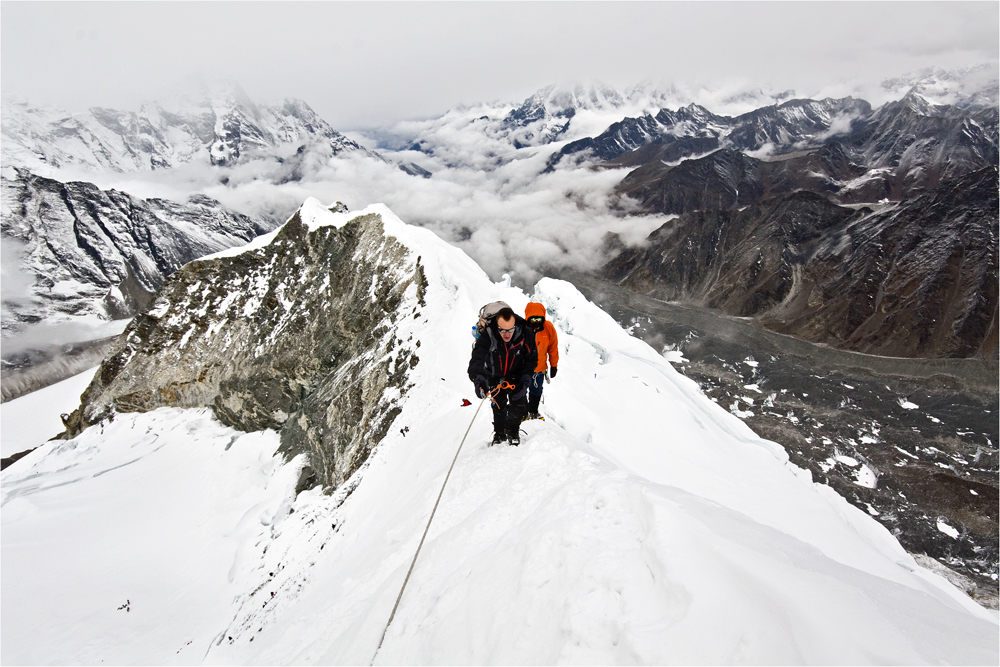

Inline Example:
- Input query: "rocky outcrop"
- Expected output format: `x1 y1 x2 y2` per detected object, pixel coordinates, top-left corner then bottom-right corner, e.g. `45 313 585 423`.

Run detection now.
603 167 999 360
1 168 272 337
62 202 427 491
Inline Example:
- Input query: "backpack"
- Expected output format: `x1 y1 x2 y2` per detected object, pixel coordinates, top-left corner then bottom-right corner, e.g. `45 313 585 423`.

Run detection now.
472 301 512 340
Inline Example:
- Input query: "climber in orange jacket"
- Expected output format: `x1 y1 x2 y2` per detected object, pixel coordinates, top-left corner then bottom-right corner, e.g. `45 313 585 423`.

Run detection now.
524 302 559 420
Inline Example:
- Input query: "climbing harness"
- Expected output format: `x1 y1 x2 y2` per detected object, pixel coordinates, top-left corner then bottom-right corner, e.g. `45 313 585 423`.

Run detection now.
490 379 515 407
371 385 501 664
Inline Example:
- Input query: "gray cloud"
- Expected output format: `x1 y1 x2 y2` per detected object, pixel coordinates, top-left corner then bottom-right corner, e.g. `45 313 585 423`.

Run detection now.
1 238 35 304
2 2 996 130
88 136 670 288
0 318 129 357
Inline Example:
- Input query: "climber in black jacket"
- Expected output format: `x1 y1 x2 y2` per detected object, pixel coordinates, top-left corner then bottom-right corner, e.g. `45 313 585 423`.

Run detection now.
468 306 536 446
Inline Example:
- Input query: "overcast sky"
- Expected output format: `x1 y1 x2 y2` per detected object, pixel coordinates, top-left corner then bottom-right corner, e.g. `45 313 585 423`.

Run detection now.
2 1 997 130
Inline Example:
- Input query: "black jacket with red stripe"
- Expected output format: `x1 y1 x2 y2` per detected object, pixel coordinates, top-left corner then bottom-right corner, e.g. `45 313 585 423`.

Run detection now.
468 314 537 394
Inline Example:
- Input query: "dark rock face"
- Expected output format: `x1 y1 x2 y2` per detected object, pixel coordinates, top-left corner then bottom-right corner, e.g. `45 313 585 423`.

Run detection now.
616 149 766 214
614 145 871 215
552 97 870 169
727 98 872 150
605 190 855 313
840 92 999 197
1 168 272 336
603 167 999 360
761 168 999 360
398 162 432 178
1 336 118 402
63 206 426 491
601 136 721 170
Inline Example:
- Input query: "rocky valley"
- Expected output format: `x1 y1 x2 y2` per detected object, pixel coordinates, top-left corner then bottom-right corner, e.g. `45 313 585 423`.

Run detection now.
603 166 998 360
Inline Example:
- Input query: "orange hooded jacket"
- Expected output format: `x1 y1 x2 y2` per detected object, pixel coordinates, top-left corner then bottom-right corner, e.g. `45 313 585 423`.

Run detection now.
525 302 559 373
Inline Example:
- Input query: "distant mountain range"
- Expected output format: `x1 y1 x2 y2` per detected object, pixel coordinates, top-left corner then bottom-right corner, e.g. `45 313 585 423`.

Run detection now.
1 84 388 370
378 65 997 171
1 85 380 174
596 91 997 211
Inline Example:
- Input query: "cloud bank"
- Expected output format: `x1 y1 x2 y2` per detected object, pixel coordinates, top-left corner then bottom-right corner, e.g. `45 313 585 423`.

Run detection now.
92 138 670 289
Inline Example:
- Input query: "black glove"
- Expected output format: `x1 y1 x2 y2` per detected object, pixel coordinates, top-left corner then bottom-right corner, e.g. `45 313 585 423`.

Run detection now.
511 375 530 401
474 376 488 399
550 367 558 379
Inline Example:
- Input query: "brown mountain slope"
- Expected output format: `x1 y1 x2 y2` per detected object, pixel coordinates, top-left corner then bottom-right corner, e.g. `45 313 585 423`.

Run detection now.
603 167 998 360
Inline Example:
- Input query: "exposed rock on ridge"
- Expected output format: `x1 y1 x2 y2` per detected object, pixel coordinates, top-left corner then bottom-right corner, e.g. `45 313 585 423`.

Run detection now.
502 83 629 148
63 201 428 491
603 167 999 360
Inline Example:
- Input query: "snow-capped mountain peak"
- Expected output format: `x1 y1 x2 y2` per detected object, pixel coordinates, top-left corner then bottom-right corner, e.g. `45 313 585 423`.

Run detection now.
0 85 378 175
881 63 1000 110
505 82 627 125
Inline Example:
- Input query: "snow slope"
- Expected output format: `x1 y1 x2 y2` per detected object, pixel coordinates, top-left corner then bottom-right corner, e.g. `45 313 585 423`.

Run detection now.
0 366 97 457
2 203 997 665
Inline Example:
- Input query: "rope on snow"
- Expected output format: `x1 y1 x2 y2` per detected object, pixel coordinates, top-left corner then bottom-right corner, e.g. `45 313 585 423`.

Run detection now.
371 389 495 664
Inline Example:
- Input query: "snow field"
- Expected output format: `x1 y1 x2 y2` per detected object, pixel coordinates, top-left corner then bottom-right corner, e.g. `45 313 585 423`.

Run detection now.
1 408 299 665
2 203 997 665
1 365 98 457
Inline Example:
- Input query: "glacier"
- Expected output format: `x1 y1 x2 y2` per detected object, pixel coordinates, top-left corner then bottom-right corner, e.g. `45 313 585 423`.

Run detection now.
1 202 997 665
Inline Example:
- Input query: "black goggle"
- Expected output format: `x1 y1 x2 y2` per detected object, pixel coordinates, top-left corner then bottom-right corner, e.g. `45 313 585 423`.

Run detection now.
498 326 515 333
528 316 544 324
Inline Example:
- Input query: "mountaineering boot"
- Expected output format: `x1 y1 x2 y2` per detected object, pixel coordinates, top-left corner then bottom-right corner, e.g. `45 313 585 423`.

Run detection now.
491 432 506 446
508 429 521 446
525 411 540 421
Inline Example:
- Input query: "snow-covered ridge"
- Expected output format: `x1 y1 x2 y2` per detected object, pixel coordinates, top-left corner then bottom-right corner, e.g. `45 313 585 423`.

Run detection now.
203 199 443 260
3 199 996 664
